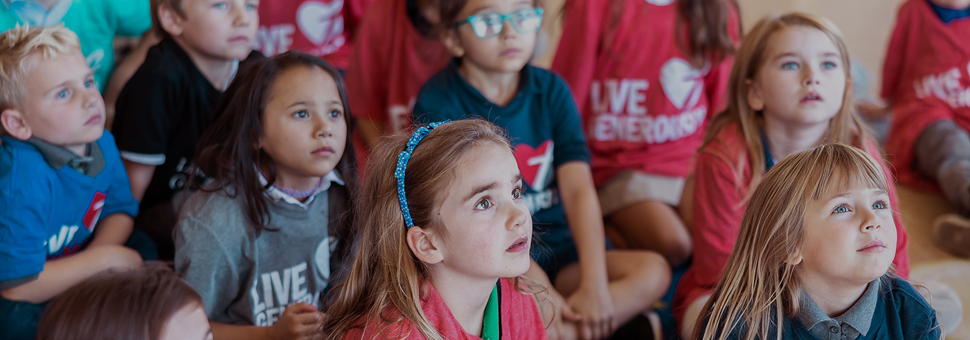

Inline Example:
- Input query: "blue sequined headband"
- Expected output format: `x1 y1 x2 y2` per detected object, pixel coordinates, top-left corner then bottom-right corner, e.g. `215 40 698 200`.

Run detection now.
395 120 449 229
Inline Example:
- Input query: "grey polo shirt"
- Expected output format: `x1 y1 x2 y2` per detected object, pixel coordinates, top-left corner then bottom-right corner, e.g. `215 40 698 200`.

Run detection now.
24 138 103 176
798 279 880 340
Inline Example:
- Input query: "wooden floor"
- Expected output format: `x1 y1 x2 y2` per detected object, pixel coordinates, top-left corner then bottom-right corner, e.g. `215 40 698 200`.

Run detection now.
897 187 970 339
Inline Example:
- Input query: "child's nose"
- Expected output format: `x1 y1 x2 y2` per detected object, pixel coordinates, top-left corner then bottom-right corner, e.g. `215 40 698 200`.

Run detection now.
802 68 821 86
507 200 529 230
315 118 334 138
232 5 254 26
500 19 518 39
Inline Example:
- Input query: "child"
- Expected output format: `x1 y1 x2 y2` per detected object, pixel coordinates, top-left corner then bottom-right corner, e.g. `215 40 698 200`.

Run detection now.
412 1 672 338
696 143 940 340
174 52 357 340
0 25 145 340
674 13 911 339
111 0 263 260
346 0 451 151
0 0 152 109
551 0 741 267
255 0 372 72
881 0 970 258
36 265 212 340
323 119 548 339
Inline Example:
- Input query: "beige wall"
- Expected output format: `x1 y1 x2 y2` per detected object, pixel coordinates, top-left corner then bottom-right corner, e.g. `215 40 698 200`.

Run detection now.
537 0 909 98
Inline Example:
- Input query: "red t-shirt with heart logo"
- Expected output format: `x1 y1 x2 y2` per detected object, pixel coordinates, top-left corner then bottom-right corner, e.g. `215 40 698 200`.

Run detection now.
552 0 740 186
256 0 375 69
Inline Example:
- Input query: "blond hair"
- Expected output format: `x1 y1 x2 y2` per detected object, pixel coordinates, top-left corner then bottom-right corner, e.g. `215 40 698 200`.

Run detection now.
696 143 891 340
323 120 541 340
702 13 868 193
0 24 80 111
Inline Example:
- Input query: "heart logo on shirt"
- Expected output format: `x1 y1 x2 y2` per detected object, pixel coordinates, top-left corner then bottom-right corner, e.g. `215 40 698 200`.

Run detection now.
297 0 345 45
82 192 107 231
514 140 554 192
660 57 706 110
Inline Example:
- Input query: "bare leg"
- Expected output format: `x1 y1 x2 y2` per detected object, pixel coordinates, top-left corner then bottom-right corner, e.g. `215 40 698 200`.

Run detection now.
608 201 692 267
680 293 711 340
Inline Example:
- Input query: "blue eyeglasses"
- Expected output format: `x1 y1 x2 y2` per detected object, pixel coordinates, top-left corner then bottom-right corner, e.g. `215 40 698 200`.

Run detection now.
454 8 544 39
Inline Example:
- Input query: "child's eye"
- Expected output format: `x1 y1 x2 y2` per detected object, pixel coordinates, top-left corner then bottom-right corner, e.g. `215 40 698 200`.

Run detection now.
84 79 95 88
872 200 888 210
474 197 493 210
782 62 799 70
512 186 522 200
293 110 309 118
245 3 257 10
213 2 227 9
328 109 342 118
821 61 838 70
832 204 850 214
56 89 68 99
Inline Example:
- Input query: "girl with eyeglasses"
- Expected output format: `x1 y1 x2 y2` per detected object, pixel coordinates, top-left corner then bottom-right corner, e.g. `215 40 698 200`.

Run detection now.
411 1 672 339
551 0 742 271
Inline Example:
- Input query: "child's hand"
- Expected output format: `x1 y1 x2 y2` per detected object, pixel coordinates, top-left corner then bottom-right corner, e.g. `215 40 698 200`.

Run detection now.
567 284 615 340
268 302 325 340
92 245 143 270
546 289 581 340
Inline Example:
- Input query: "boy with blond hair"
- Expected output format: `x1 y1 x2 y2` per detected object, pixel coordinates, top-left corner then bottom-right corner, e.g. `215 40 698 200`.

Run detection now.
111 0 262 260
0 25 147 340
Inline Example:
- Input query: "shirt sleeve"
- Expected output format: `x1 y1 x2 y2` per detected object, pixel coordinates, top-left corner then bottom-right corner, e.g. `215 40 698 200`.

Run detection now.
0 160 52 288
99 132 140 219
174 215 242 322
345 3 391 122
550 0 607 115
113 69 178 165
690 149 745 291
548 73 592 167
107 0 152 37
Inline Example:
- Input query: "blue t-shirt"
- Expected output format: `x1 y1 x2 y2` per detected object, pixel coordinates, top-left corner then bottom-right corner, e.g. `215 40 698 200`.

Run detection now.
706 276 941 340
0 131 139 289
413 61 591 256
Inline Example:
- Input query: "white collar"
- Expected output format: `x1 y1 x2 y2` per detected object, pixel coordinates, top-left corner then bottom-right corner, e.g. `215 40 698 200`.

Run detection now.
258 171 344 209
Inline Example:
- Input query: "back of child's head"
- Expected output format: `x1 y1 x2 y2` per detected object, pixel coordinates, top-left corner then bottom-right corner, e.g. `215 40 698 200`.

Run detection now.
697 143 890 340
703 12 866 188
324 119 514 340
36 265 206 340
193 51 357 239
0 25 80 112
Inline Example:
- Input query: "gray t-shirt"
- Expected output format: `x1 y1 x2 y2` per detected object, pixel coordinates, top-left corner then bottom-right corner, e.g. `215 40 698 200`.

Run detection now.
175 186 336 326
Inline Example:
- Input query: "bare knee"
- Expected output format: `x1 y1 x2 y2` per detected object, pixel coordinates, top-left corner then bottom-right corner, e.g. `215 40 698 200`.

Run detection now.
623 251 673 302
659 234 692 268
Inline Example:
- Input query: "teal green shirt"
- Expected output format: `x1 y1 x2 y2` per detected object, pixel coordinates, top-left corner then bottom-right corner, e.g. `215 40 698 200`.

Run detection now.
0 0 151 91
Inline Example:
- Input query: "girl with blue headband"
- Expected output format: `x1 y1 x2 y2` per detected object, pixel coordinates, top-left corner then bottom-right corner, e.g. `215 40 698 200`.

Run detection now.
324 120 547 340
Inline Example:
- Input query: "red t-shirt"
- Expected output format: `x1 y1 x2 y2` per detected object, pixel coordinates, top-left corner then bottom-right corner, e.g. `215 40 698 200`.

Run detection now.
345 0 451 133
551 0 740 185
341 278 548 340
672 124 912 327
255 0 374 69
883 0 970 191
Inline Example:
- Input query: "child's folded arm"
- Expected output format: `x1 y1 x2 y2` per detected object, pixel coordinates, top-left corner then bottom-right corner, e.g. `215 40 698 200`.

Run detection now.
86 213 135 248
0 245 142 303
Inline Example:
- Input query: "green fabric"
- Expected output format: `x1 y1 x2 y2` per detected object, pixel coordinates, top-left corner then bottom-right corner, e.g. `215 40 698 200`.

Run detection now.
481 281 500 340
0 0 151 91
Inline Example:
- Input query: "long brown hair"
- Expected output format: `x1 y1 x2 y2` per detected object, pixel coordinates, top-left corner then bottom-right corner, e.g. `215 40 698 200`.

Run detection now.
701 12 867 194
36 265 203 340
677 0 741 67
695 143 891 340
323 120 536 340
193 52 358 256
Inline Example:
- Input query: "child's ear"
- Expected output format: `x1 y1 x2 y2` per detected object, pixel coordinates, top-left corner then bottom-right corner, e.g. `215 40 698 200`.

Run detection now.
157 4 185 37
407 226 443 265
785 250 803 266
441 30 465 58
1 109 31 141
746 79 765 111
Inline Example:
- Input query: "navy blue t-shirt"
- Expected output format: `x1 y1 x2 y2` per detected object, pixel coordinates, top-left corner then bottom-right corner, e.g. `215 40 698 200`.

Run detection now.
413 61 591 261
704 276 941 340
